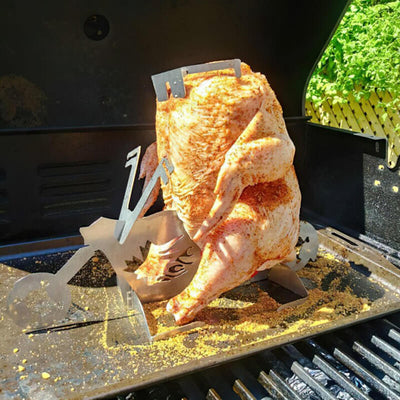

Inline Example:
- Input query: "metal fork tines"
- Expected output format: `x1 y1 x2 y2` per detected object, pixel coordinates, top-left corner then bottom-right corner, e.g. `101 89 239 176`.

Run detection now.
152 59 242 101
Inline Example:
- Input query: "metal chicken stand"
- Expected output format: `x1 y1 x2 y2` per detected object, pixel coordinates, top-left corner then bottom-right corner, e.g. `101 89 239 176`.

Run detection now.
6 147 203 342
6 144 315 344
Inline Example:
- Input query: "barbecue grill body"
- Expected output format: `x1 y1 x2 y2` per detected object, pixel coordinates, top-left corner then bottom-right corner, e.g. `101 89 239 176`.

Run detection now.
1 1 400 399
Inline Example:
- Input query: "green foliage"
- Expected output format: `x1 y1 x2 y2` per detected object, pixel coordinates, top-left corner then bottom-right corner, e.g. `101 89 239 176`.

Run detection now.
306 0 400 112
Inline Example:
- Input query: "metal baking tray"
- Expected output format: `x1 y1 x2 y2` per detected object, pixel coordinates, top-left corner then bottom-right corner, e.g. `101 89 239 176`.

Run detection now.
1 226 400 399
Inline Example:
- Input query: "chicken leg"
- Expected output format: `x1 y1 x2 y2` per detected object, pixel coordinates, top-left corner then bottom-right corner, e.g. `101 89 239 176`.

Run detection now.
167 167 300 324
193 99 295 244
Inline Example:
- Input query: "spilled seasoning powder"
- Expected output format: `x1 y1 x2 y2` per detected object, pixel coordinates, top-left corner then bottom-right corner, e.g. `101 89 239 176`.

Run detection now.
87 250 375 382
41 372 50 379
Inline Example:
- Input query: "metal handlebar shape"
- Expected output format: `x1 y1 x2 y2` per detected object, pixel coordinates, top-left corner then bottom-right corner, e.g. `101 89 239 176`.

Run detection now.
115 147 174 244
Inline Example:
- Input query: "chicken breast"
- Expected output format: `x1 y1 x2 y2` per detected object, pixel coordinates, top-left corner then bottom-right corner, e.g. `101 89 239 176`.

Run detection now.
139 62 301 324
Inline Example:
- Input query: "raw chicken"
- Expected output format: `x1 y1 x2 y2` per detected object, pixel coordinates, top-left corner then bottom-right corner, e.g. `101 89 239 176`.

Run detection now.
139 62 301 324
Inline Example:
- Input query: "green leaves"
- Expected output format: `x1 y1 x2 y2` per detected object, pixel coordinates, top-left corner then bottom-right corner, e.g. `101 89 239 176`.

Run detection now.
307 0 400 119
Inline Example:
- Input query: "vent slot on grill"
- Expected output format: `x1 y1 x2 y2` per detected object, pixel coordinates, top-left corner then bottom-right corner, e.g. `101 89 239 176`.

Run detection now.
38 162 112 217
127 314 400 400
0 169 9 223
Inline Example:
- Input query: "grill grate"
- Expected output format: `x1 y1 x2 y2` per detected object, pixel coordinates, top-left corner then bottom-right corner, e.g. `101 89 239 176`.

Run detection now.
119 313 400 400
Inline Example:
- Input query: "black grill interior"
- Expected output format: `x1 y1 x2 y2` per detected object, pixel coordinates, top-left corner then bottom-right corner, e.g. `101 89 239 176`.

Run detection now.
122 313 400 400
38 161 112 217
0 168 7 224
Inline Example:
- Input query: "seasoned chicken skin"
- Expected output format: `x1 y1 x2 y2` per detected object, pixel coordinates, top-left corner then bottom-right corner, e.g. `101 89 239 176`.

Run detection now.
139 63 301 324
